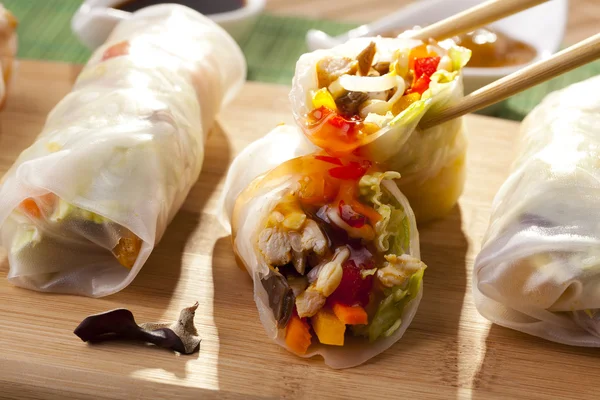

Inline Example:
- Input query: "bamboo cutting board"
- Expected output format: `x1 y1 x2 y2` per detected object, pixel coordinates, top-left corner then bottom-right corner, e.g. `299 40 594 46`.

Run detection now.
0 60 598 400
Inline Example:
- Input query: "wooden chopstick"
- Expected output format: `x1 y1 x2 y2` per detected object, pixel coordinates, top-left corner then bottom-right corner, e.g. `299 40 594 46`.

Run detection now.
406 0 550 41
418 32 600 130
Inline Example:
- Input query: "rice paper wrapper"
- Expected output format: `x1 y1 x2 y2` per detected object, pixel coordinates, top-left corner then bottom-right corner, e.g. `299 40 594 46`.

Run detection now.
474 75 600 345
220 125 424 368
0 4 245 297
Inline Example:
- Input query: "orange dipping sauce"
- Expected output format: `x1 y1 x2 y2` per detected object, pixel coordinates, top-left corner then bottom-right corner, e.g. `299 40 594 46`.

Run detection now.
453 28 537 68
386 26 537 68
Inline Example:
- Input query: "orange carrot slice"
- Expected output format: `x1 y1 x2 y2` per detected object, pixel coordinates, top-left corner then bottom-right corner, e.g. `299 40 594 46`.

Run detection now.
285 314 312 355
102 41 130 61
19 198 41 218
332 302 368 325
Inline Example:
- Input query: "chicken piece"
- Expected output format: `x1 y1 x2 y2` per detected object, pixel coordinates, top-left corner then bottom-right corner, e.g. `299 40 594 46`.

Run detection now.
301 220 328 255
296 285 326 318
258 227 292 266
259 211 328 274
296 247 350 318
317 56 358 88
376 254 427 288
288 219 328 274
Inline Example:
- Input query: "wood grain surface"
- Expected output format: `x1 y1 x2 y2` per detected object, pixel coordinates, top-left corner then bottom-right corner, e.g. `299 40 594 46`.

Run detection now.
1 60 599 400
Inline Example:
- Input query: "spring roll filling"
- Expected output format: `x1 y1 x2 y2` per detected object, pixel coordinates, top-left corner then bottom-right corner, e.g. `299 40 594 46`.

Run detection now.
305 39 470 153
12 193 141 269
255 155 426 353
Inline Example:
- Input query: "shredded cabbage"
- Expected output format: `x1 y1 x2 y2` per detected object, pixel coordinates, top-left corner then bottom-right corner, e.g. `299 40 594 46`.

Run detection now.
50 198 107 224
11 225 41 253
386 44 471 128
359 171 409 254
368 268 424 341
449 45 472 71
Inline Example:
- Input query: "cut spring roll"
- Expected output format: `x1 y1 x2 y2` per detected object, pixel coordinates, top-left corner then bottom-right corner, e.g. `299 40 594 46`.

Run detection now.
290 36 471 222
0 4 17 107
0 4 245 296
221 126 426 368
474 76 600 345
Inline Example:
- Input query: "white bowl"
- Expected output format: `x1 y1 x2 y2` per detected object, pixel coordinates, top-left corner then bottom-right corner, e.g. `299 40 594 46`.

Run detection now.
71 0 265 49
306 0 568 95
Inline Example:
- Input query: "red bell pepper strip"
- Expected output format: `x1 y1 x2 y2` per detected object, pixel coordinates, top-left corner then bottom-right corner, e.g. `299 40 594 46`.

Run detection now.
314 155 343 166
408 74 432 95
408 56 440 95
328 160 371 180
414 56 441 78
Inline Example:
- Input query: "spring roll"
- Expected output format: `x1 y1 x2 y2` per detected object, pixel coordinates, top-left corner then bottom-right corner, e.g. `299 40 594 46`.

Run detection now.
0 4 245 296
0 4 17 107
474 76 600 345
221 125 426 368
290 36 471 222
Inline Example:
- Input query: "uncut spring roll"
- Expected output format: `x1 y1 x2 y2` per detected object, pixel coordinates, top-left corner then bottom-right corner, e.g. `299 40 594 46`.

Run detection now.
0 4 17 107
474 76 600 345
221 125 426 368
290 36 471 222
0 4 245 296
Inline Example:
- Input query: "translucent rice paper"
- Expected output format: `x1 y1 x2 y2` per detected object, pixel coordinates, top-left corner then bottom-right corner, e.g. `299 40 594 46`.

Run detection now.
0 4 245 297
0 4 17 107
220 125 424 368
474 76 600 345
289 37 468 221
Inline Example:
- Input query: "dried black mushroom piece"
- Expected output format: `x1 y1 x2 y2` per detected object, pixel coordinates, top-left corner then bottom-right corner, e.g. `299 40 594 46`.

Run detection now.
261 268 294 328
356 41 377 76
74 302 201 354
336 91 369 117
373 61 391 76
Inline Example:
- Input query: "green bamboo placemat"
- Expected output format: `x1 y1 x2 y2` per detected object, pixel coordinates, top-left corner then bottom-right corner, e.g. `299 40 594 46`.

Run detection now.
3 0 599 120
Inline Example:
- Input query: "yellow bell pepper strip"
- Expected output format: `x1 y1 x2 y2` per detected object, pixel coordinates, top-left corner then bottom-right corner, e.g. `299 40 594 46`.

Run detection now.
312 308 346 346
312 87 338 111
392 93 421 115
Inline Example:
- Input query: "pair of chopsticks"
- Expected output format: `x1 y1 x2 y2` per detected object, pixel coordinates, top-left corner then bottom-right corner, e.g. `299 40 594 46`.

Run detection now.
411 0 600 130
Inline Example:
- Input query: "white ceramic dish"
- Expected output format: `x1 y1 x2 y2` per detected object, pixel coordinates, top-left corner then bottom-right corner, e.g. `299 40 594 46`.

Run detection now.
71 0 265 49
306 0 568 94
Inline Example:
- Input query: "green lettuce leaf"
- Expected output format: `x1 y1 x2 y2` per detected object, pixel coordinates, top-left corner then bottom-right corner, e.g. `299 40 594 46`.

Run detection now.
368 268 424 342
